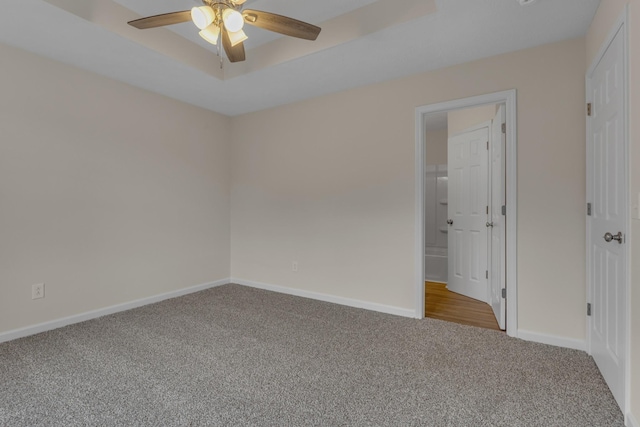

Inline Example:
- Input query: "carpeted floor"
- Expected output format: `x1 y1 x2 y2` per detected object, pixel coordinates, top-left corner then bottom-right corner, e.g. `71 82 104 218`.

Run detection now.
0 284 624 426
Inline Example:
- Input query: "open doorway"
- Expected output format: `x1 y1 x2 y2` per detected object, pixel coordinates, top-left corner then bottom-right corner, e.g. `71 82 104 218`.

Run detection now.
415 90 518 337
423 105 503 331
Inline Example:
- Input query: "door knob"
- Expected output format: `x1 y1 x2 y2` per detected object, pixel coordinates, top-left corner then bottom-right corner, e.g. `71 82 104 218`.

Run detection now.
486 222 494 228
447 219 453 226
603 232 623 244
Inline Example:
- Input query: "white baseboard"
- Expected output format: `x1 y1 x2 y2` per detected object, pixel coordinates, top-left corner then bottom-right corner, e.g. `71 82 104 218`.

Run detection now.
627 411 639 427
232 278 415 318
517 329 586 351
0 278 230 344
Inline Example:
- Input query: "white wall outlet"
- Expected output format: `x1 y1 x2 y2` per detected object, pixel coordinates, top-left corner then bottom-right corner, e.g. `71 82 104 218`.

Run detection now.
32 283 45 300
292 261 298 272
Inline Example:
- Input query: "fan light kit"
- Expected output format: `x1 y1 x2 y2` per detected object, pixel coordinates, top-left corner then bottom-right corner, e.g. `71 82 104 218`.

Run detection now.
127 0 322 64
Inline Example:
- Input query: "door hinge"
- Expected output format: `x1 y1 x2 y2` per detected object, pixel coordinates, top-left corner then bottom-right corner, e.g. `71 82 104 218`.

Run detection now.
486 270 489 279
587 103 592 116
502 288 506 299
587 303 592 316
486 205 489 215
587 202 592 216
501 123 506 134
486 140 489 150
502 205 506 216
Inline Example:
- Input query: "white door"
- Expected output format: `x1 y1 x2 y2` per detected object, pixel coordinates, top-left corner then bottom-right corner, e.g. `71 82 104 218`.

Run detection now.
447 127 489 302
489 106 506 330
588 26 627 411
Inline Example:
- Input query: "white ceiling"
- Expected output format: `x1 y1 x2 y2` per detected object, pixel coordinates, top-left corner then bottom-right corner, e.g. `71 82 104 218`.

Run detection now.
0 0 600 116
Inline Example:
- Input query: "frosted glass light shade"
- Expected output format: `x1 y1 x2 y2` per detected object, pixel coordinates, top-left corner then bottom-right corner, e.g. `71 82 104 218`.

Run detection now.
199 23 220 45
191 6 215 30
228 29 248 46
223 9 244 32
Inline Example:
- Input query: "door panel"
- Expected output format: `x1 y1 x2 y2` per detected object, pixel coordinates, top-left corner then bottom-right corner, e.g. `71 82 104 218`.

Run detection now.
453 229 463 278
447 127 489 303
588 26 626 411
469 230 481 281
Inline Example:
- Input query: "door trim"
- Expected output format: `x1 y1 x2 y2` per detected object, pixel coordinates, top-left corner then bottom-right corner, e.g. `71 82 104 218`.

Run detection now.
415 89 518 337
585 5 630 420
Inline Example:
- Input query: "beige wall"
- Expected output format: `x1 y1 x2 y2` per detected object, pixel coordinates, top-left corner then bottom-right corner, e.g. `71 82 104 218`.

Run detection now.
586 0 639 422
425 129 448 166
447 105 497 136
231 37 587 339
0 43 232 334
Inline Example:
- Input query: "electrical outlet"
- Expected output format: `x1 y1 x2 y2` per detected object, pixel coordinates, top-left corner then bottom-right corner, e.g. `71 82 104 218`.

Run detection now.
32 283 45 300
292 262 298 272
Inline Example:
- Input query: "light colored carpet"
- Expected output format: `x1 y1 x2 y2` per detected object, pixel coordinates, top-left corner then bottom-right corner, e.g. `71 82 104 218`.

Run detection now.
0 284 623 426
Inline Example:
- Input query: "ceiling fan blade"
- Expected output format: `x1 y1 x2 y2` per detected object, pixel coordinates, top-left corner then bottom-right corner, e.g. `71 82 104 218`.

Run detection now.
242 9 321 41
128 11 192 29
222 27 246 63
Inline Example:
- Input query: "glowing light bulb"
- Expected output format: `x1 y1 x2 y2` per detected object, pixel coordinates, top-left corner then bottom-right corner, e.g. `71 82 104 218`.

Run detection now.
223 8 244 33
199 23 220 45
227 29 248 47
191 6 215 30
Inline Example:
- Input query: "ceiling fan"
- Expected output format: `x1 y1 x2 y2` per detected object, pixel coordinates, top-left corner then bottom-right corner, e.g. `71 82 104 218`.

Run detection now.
127 0 322 63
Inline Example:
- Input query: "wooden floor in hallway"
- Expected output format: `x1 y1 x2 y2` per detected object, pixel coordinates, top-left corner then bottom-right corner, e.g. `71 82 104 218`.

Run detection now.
425 281 501 331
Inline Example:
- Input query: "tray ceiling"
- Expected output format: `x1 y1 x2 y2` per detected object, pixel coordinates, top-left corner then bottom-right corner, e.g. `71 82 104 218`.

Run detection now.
0 0 600 116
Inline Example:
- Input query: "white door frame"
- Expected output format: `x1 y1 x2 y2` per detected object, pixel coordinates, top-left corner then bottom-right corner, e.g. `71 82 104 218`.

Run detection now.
415 89 518 337
585 6 630 420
